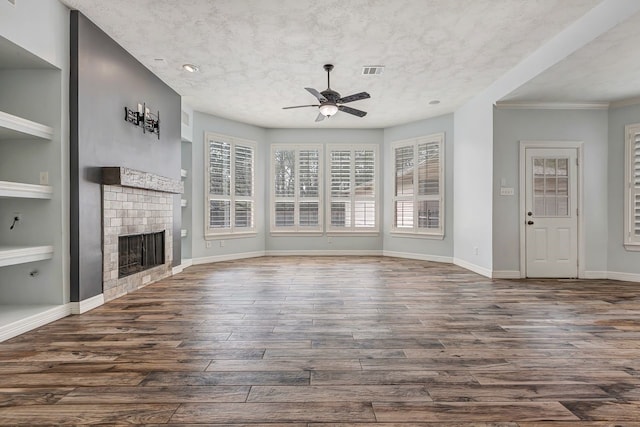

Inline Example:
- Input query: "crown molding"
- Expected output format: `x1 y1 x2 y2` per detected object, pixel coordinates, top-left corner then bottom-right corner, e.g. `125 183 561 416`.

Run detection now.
495 101 610 110
609 96 640 109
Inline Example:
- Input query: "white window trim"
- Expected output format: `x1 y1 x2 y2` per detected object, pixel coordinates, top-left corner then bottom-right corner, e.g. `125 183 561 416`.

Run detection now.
624 123 640 250
326 143 380 234
270 144 324 234
390 133 445 238
204 132 257 239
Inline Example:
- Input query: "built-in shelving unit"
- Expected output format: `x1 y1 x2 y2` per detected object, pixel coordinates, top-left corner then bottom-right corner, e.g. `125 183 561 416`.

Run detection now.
0 110 54 141
0 34 67 342
0 181 53 199
0 245 54 267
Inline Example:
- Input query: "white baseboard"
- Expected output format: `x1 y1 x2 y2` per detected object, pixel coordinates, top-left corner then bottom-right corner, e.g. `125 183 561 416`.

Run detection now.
453 257 493 278
607 271 640 282
265 250 383 257
492 270 522 279
382 250 453 263
172 258 193 275
0 304 70 342
582 271 608 279
69 294 104 315
192 251 266 265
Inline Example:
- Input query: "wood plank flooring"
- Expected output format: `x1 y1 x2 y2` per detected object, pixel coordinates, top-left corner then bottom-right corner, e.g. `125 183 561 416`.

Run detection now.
1 256 640 425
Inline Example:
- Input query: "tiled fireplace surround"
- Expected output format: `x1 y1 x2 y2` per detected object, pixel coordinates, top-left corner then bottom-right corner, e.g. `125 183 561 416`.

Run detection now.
101 167 182 302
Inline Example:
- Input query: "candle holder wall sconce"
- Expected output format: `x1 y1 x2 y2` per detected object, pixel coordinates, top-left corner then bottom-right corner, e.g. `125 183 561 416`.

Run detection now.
124 103 160 139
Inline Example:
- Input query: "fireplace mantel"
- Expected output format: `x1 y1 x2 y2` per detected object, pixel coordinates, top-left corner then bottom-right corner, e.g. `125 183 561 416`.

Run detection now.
101 167 183 194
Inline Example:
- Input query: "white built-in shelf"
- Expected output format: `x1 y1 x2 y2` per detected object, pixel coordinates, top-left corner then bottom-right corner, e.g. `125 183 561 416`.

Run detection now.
0 181 53 199
0 110 53 141
181 229 188 238
0 245 54 267
181 199 188 207
180 169 188 179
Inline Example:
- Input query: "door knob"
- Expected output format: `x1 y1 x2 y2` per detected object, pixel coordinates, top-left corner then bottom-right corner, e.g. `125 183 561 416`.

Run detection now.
527 220 534 225
527 211 533 216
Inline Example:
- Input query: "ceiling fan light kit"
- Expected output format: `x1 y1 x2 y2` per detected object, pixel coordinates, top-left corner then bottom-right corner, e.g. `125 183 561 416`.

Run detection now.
283 64 370 122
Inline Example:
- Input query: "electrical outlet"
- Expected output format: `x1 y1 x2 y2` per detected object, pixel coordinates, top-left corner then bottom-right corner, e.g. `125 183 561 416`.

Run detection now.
474 247 479 256
327 236 333 244
220 240 225 247
205 241 212 248
500 187 514 196
39 171 49 185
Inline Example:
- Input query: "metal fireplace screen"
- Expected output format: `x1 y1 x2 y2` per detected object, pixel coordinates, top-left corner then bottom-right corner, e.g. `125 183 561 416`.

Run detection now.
118 231 165 278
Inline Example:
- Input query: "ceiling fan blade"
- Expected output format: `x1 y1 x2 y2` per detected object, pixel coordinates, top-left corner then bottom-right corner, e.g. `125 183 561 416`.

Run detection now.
305 87 328 103
315 112 325 122
338 92 370 104
338 105 367 117
282 104 320 109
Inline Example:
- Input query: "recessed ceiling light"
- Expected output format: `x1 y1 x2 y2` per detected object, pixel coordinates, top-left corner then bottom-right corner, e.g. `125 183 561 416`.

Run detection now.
182 64 200 73
428 100 441 105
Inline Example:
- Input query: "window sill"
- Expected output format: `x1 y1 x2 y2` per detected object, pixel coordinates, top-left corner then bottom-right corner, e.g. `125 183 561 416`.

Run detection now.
270 231 324 237
205 232 257 240
326 231 380 237
624 243 640 252
390 231 445 240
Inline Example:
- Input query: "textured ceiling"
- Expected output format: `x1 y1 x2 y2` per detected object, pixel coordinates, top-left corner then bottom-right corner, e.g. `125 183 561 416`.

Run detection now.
60 0 599 128
502 10 640 104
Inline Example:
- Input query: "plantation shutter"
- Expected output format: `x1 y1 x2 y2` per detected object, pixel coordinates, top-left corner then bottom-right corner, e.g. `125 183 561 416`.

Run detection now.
234 144 254 229
626 125 640 247
271 146 322 232
394 145 414 229
330 150 352 228
354 149 375 228
392 133 444 236
298 149 320 227
417 141 440 231
208 140 231 229
205 133 256 236
274 149 295 228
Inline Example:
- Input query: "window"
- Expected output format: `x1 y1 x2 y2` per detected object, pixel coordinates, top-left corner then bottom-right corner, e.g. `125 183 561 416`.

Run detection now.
624 123 640 250
271 145 322 233
326 144 378 233
392 133 444 238
205 132 256 237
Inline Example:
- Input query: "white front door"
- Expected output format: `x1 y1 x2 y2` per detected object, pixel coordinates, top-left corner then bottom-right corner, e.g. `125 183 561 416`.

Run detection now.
524 148 578 278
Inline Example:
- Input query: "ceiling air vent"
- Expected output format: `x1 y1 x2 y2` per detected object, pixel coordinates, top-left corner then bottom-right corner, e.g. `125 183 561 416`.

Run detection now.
362 65 385 75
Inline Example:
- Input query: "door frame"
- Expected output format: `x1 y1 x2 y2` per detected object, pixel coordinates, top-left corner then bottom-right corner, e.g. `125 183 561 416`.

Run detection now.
518 141 585 278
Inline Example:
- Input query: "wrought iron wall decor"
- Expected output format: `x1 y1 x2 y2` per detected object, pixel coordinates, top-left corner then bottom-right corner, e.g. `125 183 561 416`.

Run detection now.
123 102 160 139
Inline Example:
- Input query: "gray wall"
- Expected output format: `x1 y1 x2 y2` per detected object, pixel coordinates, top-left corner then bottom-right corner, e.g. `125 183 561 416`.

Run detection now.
493 108 609 274
265 128 384 252
70 12 181 301
191 112 267 260
608 103 640 275
383 114 454 259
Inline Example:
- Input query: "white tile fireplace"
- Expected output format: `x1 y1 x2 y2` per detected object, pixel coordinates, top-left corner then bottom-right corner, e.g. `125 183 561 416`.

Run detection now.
101 167 182 302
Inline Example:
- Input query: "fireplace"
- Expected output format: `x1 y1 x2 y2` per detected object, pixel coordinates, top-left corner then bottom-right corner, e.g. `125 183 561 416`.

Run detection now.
118 231 165 278
101 167 183 302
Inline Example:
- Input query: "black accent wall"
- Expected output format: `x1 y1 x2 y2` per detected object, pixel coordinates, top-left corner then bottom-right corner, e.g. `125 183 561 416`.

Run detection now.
70 11 181 301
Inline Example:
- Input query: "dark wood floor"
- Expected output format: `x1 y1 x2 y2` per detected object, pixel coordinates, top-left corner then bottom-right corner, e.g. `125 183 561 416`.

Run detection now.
1 256 640 425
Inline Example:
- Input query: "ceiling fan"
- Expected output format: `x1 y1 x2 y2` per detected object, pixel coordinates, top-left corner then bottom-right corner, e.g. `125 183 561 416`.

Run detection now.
283 64 370 122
